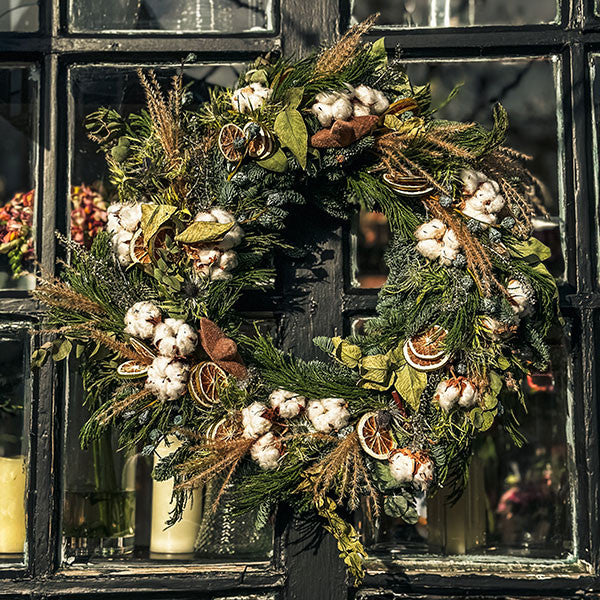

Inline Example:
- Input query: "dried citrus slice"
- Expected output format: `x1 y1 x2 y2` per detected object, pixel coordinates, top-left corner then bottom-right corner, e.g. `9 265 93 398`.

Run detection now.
188 361 227 407
383 173 433 196
147 225 175 262
116 360 148 379
129 228 151 264
357 412 397 460
130 337 156 362
206 417 239 441
218 123 246 162
403 341 450 372
243 122 273 159
407 325 447 360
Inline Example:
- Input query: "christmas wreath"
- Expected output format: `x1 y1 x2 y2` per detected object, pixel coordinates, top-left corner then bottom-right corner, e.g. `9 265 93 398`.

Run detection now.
33 16 561 583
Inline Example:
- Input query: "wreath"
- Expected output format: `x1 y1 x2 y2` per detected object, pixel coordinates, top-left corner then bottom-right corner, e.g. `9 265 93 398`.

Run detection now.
32 16 561 583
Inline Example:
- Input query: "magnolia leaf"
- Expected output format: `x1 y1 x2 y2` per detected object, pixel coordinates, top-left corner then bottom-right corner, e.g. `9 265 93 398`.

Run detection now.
274 108 307 169
258 148 288 172
358 353 392 387
283 86 304 109
175 221 233 244
52 339 72 362
509 237 551 263
141 204 178 244
369 37 388 71
393 362 427 411
334 340 362 368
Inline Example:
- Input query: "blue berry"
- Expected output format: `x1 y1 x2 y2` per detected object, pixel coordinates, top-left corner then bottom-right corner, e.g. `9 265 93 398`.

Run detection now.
460 275 474 290
245 123 261 139
149 429 161 441
138 410 150 425
141 445 155 457
233 136 247 151
455 363 467 375
173 415 183 426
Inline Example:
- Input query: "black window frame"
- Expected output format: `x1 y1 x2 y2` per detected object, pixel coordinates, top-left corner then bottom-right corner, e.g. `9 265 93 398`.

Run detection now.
0 1 598 599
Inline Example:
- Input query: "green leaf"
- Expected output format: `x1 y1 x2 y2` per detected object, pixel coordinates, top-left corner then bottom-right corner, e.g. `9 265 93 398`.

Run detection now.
371 461 403 492
369 37 388 71
333 338 362 368
283 86 304 109
496 355 510 370
273 108 307 169
245 68 269 85
469 407 484 429
258 148 288 172
509 237 551 263
479 410 496 431
75 343 85 359
489 371 503 396
358 353 392 387
141 204 178 244
31 348 49 368
52 339 72 362
393 362 427 411
383 494 408 518
175 221 233 244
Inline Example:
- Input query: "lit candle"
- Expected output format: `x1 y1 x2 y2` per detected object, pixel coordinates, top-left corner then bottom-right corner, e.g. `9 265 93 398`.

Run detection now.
150 437 202 556
0 455 26 554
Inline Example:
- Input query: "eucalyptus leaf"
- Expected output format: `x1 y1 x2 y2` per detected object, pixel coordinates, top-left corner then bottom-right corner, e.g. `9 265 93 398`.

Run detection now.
274 108 307 169
175 221 233 244
283 86 304 109
52 339 72 362
141 204 178 244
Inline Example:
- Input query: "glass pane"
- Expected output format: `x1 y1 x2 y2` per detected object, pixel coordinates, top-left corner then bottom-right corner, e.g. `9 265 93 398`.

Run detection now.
351 0 558 28
360 326 573 559
0 325 31 566
589 55 600 286
0 66 38 291
0 1 38 32
352 210 390 288
64 65 273 565
352 57 564 288
69 0 273 33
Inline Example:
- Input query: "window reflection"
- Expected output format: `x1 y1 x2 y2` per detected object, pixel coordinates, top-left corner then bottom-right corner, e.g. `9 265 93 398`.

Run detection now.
351 0 557 28
0 66 38 290
0 327 30 565
0 1 38 32
353 210 390 288
69 0 272 33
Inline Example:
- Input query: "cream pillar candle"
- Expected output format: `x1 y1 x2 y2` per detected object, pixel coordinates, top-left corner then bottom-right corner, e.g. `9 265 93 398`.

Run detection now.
0 456 26 554
150 437 202 556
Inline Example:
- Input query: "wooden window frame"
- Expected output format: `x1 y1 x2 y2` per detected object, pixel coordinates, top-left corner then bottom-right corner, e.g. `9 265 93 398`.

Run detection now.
1 1 599 598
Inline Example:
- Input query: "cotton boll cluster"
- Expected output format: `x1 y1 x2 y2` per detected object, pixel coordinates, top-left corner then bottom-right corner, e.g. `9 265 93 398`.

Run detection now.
153 318 198 357
414 219 460 265
389 450 434 492
352 84 389 117
461 169 506 227
250 432 281 470
145 356 190 401
192 208 244 281
106 203 143 266
242 402 273 439
310 84 389 127
506 279 532 315
306 398 350 433
124 301 161 339
434 377 479 413
269 389 306 419
231 83 272 113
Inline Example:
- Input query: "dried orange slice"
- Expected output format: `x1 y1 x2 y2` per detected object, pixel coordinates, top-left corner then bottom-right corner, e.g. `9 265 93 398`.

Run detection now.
243 122 273 159
130 337 156 362
383 173 433 196
116 360 148 379
357 412 397 459
403 342 449 372
206 417 239 441
129 228 151 264
189 361 227 407
147 225 175 261
218 123 246 162
407 325 447 360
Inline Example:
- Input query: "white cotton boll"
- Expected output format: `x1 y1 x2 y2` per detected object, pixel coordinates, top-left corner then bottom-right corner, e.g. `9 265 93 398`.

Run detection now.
314 92 338 104
415 219 446 241
352 102 372 118
321 397 346 412
464 194 486 213
146 357 188 401
194 211 218 223
434 380 461 413
306 399 325 421
442 229 460 250
195 249 221 266
461 169 487 195
372 90 390 114
210 267 233 281
219 250 239 271
416 239 443 261
414 460 434 491
231 83 272 113
106 212 121 234
156 336 178 357
209 208 235 224
165 360 189 385
250 433 281 470
311 413 337 433
119 204 142 232
328 405 351 430
269 389 306 419
124 301 161 339
164 318 185 332
507 279 530 315
311 102 334 127
218 223 245 250
458 381 478 408
175 324 197 357
307 398 350 432
153 321 174 345
331 97 353 122
242 402 272 439
439 245 458 266
486 193 505 214
389 451 415 483
353 84 376 106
